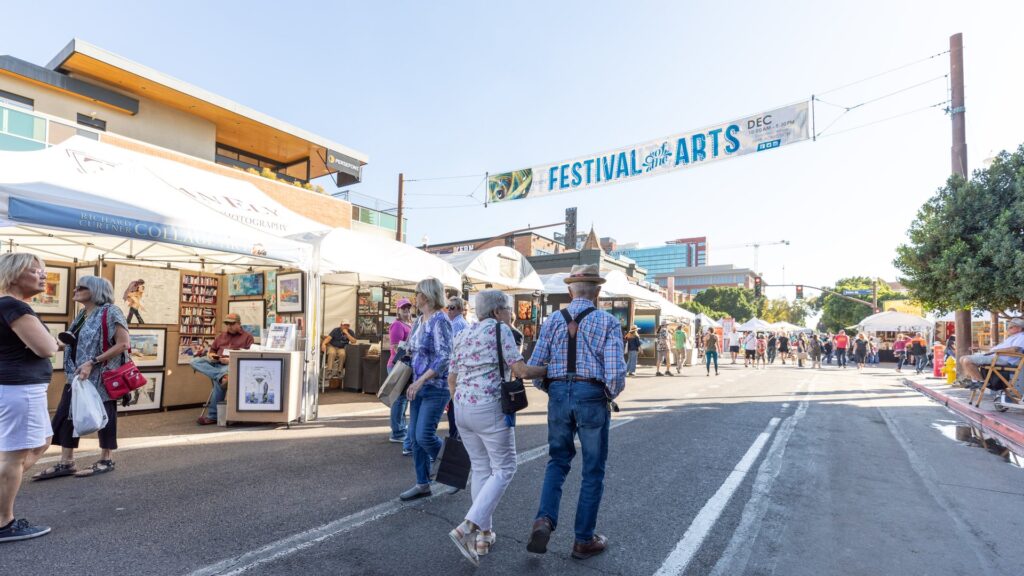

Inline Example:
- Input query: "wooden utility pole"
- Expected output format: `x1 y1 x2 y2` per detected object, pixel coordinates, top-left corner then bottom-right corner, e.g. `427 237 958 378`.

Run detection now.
950 33 972 358
395 173 404 242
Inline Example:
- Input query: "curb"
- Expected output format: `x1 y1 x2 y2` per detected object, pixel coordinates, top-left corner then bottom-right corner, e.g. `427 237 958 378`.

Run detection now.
902 378 1024 453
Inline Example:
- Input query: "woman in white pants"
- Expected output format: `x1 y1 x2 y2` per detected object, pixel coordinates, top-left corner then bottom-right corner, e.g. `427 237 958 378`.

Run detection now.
446 290 547 565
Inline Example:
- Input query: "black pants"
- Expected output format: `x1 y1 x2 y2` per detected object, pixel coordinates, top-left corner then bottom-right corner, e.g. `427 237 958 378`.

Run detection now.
127 307 145 324
52 382 119 450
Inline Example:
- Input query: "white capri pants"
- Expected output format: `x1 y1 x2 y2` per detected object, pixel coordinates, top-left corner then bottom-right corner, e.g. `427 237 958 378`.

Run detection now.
454 399 516 532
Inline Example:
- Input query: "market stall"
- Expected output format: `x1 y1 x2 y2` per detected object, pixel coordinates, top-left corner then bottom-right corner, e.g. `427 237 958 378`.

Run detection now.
856 310 933 362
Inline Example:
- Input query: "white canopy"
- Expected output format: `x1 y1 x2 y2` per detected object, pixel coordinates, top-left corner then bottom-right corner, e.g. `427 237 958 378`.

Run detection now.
0 136 324 269
737 317 773 331
540 270 635 297
696 313 721 328
857 311 932 333
320 227 462 288
439 246 543 292
769 321 806 332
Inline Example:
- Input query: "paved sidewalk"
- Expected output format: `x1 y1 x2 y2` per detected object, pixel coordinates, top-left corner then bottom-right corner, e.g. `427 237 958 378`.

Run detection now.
901 372 1024 453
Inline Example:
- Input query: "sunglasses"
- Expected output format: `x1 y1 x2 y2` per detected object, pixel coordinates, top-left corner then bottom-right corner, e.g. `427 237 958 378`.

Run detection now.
74 286 90 291
447 305 460 311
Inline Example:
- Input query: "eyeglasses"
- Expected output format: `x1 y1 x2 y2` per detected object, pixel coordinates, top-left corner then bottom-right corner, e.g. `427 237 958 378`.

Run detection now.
74 286 90 291
447 306 460 311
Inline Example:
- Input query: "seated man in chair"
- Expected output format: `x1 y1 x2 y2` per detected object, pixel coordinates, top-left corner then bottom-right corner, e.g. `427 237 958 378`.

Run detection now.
959 317 1024 396
321 319 358 379
193 313 255 425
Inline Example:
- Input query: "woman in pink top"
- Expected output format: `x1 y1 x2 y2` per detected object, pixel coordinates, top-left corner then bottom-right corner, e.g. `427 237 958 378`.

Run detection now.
892 334 907 372
389 298 415 451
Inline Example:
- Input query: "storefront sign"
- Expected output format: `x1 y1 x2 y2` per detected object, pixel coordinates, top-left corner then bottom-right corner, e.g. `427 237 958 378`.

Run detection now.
486 101 810 203
8 197 287 260
326 149 362 187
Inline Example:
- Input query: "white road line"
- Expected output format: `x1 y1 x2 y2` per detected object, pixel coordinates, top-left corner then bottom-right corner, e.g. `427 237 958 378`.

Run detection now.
188 416 636 576
653 416 781 576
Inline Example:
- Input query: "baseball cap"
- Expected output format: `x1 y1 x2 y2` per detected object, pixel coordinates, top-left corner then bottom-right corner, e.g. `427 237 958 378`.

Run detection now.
223 313 241 324
396 297 412 309
1009 318 1024 328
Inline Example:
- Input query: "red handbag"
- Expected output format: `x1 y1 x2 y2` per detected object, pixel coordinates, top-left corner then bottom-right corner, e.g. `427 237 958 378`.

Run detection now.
99 307 148 400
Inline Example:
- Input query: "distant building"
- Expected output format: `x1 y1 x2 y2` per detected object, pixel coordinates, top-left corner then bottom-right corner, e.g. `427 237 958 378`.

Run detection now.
653 264 758 296
424 231 567 257
665 236 708 267
609 235 707 277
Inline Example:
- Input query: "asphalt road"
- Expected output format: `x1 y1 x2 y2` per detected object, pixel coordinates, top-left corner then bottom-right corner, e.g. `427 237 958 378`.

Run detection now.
3 361 1022 575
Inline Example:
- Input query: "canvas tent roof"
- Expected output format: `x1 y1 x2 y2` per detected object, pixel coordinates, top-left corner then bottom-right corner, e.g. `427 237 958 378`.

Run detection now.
857 311 932 333
438 246 543 292
737 317 772 331
319 228 461 288
695 313 721 328
0 136 326 270
769 321 806 332
539 271 693 323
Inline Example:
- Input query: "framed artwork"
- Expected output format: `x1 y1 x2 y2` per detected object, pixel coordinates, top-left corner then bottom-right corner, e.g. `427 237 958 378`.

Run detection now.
129 328 167 368
228 272 264 297
634 311 658 335
177 338 211 365
276 272 304 313
264 270 278 328
118 371 164 412
113 264 181 325
44 322 66 370
228 300 266 344
356 316 380 340
29 265 69 315
74 265 98 313
236 358 284 412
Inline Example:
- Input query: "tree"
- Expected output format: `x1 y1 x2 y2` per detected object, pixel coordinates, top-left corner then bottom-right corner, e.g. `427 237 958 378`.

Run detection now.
894 145 1024 318
813 277 896 333
694 286 759 322
680 301 727 320
759 298 810 325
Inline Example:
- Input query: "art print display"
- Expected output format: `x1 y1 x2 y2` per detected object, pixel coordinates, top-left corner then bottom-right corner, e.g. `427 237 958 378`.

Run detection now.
264 270 278 328
128 328 166 368
119 371 163 412
634 311 658 335
29 265 69 315
113 264 181 325
265 323 297 351
600 299 630 330
228 272 264 297
236 358 284 412
177 338 211 365
74 265 98 313
44 322 66 370
228 300 265 343
276 272 303 313
356 316 380 340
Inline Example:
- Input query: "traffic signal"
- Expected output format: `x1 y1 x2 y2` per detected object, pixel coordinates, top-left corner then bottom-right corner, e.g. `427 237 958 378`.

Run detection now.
796 285 804 299
754 276 763 298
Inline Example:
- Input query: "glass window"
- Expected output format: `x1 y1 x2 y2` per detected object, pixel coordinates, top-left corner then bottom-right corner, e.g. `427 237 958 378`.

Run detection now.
0 90 33 111
5 107 45 141
76 113 106 132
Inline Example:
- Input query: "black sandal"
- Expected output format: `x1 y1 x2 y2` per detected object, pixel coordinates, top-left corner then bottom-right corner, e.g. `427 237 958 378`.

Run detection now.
32 462 77 481
74 460 115 477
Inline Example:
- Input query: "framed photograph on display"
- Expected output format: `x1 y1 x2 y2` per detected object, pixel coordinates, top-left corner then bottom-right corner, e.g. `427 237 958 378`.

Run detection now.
30 265 69 315
113 264 181 325
118 371 164 413
129 328 166 368
44 322 66 370
236 358 284 412
265 323 297 351
276 272 304 313
228 300 266 344
228 272 264 297
74 265 98 313
177 339 211 365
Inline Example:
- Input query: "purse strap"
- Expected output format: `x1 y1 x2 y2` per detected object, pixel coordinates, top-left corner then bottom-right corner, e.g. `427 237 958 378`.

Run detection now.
100 306 131 363
495 320 507 383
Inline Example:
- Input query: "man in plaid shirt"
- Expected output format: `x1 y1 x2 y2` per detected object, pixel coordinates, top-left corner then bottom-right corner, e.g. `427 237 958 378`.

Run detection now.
526 264 625 560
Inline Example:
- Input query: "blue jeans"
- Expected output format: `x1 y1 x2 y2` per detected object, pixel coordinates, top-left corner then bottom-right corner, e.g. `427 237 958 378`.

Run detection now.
705 351 719 372
626 351 638 374
836 349 847 367
536 380 610 544
191 357 229 419
915 355 927 373
408 385 450 485
387 365 413 450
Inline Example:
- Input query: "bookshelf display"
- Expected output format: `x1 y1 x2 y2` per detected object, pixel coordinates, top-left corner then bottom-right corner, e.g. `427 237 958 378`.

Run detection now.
180 274 219 348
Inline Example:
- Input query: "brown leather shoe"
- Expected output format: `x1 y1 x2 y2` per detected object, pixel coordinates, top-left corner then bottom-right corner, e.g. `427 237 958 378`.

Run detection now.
572 534 608 559
196 416 217 426
526 517 553 554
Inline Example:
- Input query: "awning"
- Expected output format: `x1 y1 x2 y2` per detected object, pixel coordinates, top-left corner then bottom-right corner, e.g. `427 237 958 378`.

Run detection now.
737 317 772 331
857 311 932 333
319 227 461 288
540 270 635 297
695 313 721 328
0 136 326 268
769 321 807 332
439 246 543 292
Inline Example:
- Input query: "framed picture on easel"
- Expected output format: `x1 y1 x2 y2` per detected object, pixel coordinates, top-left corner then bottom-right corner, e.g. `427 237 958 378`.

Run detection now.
276 272 304 313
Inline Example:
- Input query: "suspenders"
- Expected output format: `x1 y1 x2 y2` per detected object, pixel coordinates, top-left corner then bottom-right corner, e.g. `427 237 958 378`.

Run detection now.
559 307 596 379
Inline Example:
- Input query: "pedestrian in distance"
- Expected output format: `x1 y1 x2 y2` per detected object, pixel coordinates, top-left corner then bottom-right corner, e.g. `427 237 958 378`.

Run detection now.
387 297 415 454
778 332 790 365
808 333 823 368
796 334 807 368
704 328 720 376
445 290 547 565
624 325 640 376
893 333 908 372
727 329 741 364
833 330 850 368
398 278 453 502
823 334 834 365
655 320 674 376
755 332 767 369
766 332 778 364
0 253 58 543
673 325 688 373
909 332 929 374
526 264 626 560
35 275 129 482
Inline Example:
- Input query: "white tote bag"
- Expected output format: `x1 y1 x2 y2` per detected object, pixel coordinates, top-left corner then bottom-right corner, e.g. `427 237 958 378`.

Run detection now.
377 361 412 407
71 375 108 437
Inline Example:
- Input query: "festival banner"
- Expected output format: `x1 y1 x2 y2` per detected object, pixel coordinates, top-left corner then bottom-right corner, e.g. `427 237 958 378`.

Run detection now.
487 101 810 203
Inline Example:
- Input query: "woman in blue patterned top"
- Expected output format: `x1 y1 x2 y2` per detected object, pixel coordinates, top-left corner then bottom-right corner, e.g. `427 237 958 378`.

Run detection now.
399 277 453 502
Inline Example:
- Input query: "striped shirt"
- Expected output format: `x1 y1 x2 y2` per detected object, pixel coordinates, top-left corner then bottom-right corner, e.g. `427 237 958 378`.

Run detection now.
528 297 626 399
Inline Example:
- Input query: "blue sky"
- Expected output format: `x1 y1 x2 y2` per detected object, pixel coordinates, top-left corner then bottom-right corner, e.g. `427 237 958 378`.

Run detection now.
4 1 1022 299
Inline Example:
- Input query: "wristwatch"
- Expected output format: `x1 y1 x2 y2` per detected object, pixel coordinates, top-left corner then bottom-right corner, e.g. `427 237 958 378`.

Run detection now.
89 356 99 366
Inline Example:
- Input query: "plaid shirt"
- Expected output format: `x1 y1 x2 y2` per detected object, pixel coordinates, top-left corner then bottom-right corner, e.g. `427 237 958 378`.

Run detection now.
528 298 626 398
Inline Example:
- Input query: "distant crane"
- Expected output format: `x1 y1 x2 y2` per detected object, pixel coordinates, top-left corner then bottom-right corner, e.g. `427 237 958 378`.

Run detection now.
714 240 790 274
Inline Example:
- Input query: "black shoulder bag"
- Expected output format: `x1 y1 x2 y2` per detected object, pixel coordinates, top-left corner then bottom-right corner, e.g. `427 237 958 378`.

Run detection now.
496 322 528 414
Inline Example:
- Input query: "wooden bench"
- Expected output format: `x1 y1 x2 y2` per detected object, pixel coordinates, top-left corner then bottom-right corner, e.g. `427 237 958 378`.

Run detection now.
968 349 1024 408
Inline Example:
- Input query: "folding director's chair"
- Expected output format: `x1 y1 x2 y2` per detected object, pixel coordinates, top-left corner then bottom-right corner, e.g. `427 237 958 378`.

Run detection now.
969 349 1024 407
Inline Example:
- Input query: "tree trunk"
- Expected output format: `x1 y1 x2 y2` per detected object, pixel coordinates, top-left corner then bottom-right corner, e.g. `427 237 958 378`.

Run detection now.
955 309 972 358
991 311 1000 345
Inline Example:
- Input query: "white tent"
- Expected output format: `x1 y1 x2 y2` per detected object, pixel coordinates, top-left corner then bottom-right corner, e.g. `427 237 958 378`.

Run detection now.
319 228 461 288
857 311 932 333
695 313 721 328
737 317 772 331
438 246 543 292
769 321 806 332
540 270 635 297
0 136 323 269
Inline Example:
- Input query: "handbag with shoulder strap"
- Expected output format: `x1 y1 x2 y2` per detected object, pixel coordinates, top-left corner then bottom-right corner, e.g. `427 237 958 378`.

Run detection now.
496 321 528 414
99 307 148 400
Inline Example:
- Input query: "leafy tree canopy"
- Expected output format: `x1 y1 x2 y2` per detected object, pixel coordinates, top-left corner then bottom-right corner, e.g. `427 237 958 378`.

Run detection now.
813 276 897 332
694 286 760 322
759 298 810 326
679 300 728 320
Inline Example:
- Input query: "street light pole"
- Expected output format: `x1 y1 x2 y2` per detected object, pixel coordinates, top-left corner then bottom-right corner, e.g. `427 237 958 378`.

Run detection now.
950 33 972 359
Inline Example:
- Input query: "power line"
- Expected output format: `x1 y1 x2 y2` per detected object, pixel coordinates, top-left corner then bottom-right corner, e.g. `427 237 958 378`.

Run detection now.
404 173 485 182
816 49 949 96
817 100 950 139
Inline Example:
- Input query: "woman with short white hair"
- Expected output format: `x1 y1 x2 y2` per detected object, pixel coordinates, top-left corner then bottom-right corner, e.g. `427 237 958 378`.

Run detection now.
399 278 453 502
445 289 547 565
0 253 58 542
